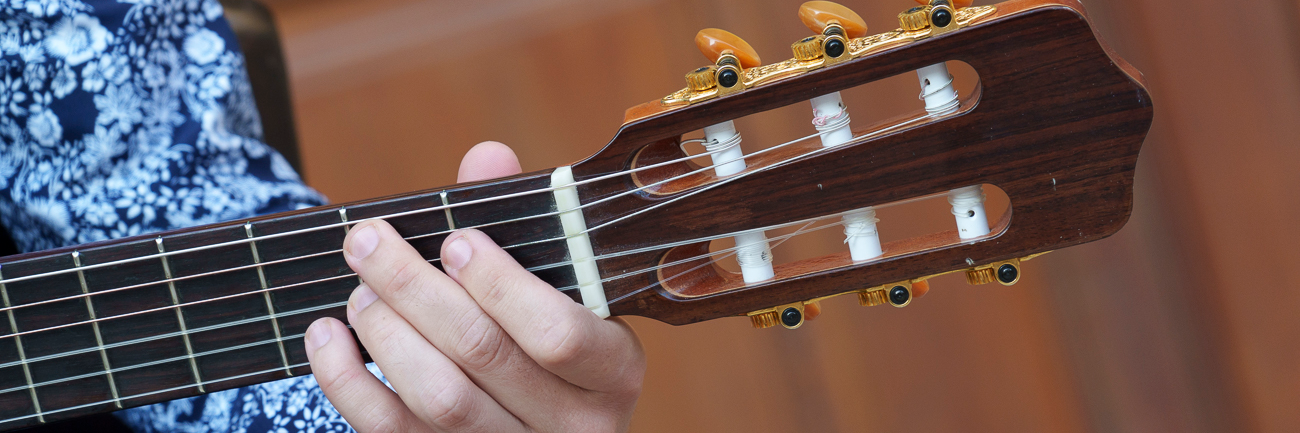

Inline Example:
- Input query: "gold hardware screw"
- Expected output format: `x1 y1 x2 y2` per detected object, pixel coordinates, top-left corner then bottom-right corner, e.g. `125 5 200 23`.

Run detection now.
966 267 996 285
750 311 778 329
685 66 718 91
898 6 931 32
858 289 888 306
791 35 825 61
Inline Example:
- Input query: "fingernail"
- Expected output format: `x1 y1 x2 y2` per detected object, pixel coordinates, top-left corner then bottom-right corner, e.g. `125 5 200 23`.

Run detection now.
347 225 379 259
443 236 473 271
304 319 333 361
353 283 378 313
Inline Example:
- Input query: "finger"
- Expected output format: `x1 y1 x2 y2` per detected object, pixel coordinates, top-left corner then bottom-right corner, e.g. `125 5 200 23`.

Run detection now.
306 318 431 433
458 141 522 182
441 229 645 395
343 220 590 429
348 284 527 432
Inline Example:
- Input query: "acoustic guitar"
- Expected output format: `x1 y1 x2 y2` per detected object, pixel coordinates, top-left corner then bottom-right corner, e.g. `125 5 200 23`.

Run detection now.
0 0 1152 429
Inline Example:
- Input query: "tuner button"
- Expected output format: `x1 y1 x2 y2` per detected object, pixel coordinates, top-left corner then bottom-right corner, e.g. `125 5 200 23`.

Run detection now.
780 306 803 328
898 6 930 31
695 28 761 69
997 263 1020 285
798 1 868 38
912 0 974 8
888 285 911 307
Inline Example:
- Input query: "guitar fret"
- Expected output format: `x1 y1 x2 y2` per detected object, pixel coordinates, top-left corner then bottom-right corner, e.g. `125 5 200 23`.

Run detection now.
244 223 293 376
0 268 43 423
339 208 363 285
441 191 457 229
156 238 205 393
71 252 122 409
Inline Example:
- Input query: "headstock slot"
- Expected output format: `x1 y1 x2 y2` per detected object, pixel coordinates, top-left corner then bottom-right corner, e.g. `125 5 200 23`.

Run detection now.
650 184 1011 300
628 62 980 197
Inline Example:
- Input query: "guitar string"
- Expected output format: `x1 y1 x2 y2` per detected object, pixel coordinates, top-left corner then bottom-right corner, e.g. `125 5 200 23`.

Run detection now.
0 130 755 286
0 215 847 413
0 209 873 395
0 360 319 425
0 204 875 349
0 112 938 317
0 114 952 415
0 128 807 312
0 114 940 363
0 219 844 399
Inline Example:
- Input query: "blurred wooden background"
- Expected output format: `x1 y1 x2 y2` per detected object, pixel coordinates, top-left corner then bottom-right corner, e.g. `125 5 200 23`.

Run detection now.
250 0 1299 431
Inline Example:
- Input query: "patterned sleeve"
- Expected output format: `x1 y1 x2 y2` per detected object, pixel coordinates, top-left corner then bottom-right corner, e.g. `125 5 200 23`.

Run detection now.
1 1 378 431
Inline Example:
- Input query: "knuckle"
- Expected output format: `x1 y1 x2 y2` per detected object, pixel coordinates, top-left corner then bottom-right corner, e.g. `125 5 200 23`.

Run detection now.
474 267 516 310
383 259 428 301
453 313 511 373
316 364 366 396
534 315 588 369
422 380 476 430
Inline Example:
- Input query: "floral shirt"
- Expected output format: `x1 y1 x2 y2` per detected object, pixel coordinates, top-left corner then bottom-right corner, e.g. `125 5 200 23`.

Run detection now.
1 1 372 431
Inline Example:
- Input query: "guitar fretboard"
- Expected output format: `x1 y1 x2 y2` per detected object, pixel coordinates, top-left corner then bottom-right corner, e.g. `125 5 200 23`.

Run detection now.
0 169 579 429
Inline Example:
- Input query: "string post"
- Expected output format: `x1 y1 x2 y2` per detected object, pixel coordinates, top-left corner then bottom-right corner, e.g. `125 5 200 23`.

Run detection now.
734 230 775 283
810 92 853 147
842 208 883 261
948 185 990 239
703 120 746 177
917 63 959 115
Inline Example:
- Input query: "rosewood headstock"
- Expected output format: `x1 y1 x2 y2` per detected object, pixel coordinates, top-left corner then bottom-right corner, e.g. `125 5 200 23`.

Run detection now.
570 0 1153 327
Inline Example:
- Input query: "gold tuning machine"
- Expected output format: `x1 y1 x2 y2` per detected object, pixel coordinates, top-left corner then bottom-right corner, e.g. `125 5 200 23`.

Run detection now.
901 0 970 37
689 28 760 97
964 253 1050 286
748 301 811 330
795 1 867 67
858 280 915 308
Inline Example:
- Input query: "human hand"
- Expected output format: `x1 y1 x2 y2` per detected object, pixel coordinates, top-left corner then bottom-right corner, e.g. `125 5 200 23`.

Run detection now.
304 142 646 432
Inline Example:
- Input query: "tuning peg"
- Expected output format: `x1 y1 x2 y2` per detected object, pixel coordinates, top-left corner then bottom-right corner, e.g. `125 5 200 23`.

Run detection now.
695 28 761 69
798 2 868 38
912 0 974 8
965 259 1022 286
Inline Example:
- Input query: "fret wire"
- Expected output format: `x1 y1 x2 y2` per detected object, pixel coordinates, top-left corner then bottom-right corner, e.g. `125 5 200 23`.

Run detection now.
245 223 293 377
339 208 363 286
0 321 335 397
0 127 799 287
0 214 848 376
0 360 320 426
0 194 888 353
156 238 205 393
0 214 859 409
440 191 457 229
0 273 358 343
0 298 345 371
72 252 122 409
0 268 42 423
0 125 933 423
0 125 933 402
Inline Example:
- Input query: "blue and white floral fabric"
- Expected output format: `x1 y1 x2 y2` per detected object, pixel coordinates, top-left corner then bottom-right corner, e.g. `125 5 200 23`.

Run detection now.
0 1 369 431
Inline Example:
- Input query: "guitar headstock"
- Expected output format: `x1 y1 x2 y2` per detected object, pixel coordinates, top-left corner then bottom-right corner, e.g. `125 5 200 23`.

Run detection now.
567 0 1152 328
